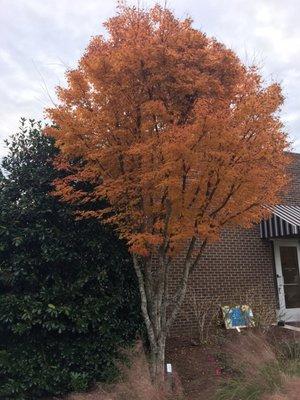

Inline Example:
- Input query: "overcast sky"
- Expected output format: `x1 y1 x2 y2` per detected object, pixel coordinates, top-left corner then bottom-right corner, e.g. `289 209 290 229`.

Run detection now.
1 0 300 156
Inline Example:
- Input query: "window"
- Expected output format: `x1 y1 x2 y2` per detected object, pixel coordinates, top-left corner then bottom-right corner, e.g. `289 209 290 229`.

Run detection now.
280 246 300 308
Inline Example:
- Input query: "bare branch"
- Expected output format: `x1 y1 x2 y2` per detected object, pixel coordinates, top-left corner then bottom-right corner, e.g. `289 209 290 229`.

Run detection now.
166 239 207 330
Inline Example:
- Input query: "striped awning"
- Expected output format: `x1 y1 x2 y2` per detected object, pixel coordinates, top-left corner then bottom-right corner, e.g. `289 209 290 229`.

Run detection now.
260 205 300 239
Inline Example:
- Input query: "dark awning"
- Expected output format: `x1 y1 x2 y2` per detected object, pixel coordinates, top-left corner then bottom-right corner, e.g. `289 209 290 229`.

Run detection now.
260 205 300 239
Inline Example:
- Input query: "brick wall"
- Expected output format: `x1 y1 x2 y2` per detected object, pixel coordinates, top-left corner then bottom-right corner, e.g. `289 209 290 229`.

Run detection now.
283 152 300 204
168 152 300 337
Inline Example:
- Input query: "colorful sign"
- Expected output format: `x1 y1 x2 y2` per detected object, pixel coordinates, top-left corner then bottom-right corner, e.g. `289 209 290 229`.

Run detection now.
222 305 254 329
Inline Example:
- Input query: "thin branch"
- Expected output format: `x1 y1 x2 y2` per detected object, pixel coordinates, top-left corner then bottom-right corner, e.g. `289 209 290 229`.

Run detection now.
209 182 242 218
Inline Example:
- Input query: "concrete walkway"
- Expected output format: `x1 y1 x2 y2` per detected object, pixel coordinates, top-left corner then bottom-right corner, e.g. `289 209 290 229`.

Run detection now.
283 324 300 332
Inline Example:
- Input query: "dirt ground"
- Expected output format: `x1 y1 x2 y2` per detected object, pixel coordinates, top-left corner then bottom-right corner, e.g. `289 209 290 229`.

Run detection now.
166 338 221 399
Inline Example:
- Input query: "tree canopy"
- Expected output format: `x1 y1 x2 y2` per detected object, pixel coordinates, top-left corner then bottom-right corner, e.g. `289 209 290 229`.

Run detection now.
46 4 290 257
45 4 290 382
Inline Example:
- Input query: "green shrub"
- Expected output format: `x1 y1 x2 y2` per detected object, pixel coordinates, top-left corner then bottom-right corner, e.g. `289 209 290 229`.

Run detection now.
0 119 143 399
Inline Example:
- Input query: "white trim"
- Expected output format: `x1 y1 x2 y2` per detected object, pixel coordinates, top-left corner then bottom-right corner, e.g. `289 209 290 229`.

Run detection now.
273 239 300 322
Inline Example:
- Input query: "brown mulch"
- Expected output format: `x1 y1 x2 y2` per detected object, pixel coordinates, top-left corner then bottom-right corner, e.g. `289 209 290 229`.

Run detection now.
166 337 222 400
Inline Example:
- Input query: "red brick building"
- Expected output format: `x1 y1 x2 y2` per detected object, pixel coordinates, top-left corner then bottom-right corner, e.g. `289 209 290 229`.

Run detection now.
170 153 300 336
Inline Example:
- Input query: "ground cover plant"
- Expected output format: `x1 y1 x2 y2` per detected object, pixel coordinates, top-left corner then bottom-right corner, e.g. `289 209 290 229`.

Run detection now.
66 343 184 400
215 332 300 400
45 329 299 400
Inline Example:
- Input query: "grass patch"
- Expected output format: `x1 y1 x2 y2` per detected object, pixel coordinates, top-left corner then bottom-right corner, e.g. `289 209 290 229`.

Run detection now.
215 333 300 400
216 362 284 400
66 341 185 400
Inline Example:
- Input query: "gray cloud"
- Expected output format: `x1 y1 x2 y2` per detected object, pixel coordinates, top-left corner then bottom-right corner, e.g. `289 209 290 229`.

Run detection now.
1 0 299 156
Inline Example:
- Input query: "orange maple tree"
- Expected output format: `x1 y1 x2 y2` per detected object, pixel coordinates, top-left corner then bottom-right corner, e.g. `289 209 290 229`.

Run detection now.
46 4 290 383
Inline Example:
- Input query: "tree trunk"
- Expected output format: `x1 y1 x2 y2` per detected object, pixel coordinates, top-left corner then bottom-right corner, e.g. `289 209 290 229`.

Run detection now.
132 240 207 386
132 254 169 385
149 335 166 386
